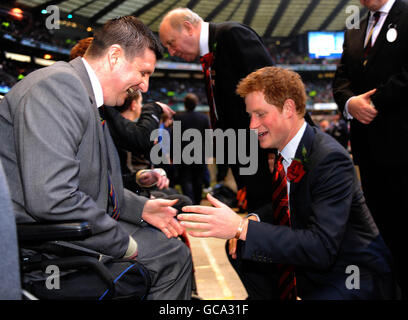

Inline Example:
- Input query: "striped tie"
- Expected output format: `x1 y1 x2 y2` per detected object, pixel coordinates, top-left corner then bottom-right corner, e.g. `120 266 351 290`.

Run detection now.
99 107 121 220
363 11 381 65
200 52 218 128
272 155 297 300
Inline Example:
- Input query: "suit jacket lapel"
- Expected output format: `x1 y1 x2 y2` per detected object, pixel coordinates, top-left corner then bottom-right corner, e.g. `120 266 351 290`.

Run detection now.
69 57 96 105
289 124 314 201
208 23 217 54
69 57 105 151
69 57 110 199
357 12 370 57
365 0 403 65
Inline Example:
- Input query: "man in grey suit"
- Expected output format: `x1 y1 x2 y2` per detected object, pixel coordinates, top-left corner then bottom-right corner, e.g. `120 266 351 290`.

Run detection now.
0 16 192 300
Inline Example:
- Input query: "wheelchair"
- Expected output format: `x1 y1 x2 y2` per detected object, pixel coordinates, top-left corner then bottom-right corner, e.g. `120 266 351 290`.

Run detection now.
18 221 151 300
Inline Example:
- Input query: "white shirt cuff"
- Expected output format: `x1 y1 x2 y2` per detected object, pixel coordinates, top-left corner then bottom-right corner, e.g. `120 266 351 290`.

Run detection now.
246 213 260 222
344 97 354 120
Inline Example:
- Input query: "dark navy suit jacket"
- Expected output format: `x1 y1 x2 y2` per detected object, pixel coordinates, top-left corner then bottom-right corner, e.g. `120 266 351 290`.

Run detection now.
243 124 393 299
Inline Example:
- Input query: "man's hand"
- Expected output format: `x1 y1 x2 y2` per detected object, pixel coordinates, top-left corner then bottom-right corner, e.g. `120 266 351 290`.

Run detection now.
348 89 378 124
136 169 169 189
142 198 184 238
178 193 242 239
156 101 175 127
153 168 170 190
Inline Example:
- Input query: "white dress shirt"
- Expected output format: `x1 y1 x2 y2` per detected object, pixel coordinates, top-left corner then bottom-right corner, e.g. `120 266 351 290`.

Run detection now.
279 121 307 199
81 57 104 108
199 22 210 57
364 0 395 47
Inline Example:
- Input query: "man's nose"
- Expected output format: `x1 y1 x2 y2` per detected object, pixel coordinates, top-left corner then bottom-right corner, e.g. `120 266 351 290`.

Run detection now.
138 77 149 93
249 116 259 130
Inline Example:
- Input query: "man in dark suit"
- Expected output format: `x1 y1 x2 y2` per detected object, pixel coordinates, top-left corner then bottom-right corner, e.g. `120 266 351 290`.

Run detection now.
0 16 192 299
173 93 210 204
333 0 408 297
158 8 276 212
179 66 395 299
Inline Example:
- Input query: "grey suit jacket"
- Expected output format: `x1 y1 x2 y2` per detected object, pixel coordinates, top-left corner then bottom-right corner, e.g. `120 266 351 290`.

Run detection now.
0 57 147 258
0 160 20 299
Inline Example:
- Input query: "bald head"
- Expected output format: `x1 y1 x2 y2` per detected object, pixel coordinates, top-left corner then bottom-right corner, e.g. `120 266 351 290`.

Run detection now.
160 8 203 31
359 0 389 11
159 8 203 61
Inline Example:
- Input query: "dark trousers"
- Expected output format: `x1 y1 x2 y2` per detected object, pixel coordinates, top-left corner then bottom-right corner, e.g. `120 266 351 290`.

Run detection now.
226 241 279 300
227 241 396 300
179 164 206 205
358 160 408 299
229 142 274 212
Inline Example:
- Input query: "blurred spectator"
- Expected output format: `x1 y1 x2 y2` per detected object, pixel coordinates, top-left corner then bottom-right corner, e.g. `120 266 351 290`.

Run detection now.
319 119 330 133
69 37 93 61
327 112 349 150
173 93 210 204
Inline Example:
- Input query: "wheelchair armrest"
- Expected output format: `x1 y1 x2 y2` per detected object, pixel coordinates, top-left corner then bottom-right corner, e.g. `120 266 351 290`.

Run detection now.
17 222 92 243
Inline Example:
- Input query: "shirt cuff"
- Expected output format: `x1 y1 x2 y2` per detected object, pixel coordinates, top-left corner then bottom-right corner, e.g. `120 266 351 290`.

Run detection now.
123 236 138 259
245 213 260 222
344 97 354 120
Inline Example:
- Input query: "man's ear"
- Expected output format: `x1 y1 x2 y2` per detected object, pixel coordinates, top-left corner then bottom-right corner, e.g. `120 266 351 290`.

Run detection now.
183 20 194 35
107 44 123 69
130 100 137 111
282 99 296 118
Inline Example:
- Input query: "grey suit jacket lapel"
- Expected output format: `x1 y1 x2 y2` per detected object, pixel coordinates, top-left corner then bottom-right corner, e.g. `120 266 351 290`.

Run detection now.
69 57 111 207
69 57 108 163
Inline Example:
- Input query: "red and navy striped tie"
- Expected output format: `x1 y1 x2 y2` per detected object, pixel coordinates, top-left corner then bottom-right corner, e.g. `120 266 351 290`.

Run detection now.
272 155 297 300
200 52 218 128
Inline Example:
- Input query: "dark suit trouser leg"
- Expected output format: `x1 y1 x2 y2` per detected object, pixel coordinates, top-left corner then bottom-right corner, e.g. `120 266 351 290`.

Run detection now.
179 164 205 205
358 161 408 299
119 221 193 300
225 241 279 299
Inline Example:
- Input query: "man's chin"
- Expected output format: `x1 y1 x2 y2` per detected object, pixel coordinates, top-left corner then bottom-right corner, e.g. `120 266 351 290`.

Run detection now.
259 138 273 149
181 55 197 62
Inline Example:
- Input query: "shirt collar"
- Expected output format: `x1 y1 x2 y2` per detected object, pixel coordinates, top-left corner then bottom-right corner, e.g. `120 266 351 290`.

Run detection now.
280 121 307 172
81 57 104 108
199 22 210 57
372 0 395 15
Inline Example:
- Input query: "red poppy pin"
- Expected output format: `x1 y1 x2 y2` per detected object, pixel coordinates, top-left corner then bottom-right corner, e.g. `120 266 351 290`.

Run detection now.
287 146 308 183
